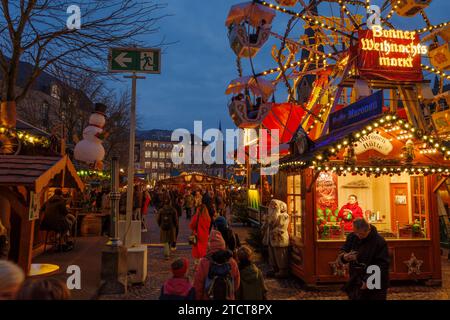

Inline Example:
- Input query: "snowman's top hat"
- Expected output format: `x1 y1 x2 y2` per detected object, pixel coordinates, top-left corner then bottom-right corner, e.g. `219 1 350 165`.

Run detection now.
93 103 107 116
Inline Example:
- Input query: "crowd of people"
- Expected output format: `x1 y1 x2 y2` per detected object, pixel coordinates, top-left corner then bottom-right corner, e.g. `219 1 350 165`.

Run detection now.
152 185 267 301
0 178 390 301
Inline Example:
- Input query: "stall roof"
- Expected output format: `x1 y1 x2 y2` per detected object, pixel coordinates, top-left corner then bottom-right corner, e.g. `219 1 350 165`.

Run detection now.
0 155 84 193
280 114 383 164
157 172 230 186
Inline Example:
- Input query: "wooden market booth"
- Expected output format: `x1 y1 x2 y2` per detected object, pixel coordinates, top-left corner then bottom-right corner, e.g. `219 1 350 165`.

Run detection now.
273 106 449 286
0 155 84 274
156 172 230 191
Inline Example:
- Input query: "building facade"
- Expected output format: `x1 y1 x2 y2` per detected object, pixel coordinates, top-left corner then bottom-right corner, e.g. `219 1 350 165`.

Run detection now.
135 129 226 182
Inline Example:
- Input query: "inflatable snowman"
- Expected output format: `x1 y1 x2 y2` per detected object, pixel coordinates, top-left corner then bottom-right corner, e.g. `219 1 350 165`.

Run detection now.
74 103 107 170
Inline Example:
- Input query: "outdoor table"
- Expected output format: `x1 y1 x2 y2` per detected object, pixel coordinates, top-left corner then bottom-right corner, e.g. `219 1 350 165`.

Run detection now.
28 263 60 277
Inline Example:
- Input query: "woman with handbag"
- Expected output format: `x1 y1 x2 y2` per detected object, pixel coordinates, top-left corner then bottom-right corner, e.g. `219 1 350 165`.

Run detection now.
189 202 211 265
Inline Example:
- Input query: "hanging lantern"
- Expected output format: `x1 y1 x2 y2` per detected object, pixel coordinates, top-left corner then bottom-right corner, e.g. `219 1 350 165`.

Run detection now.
429 43 450 71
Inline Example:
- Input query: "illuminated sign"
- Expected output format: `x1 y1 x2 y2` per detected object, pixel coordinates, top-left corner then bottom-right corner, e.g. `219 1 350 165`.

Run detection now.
354 132 393 155
356 27 427 81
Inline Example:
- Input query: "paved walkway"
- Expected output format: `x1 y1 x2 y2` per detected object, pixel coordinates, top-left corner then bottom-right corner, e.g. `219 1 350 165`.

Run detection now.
99 206 450 300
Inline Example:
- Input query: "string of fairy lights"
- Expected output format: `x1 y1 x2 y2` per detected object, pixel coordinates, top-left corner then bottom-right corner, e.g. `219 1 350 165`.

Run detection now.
255 54 333 77
421 64 450 81
0 126 50 147
415 21 449 34
280 113 450 173
254 0 354 39
306 102 331 135
77 170 111 179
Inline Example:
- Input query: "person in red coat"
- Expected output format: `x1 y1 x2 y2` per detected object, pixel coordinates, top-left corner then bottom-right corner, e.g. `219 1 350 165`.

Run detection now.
189 203 211 263
338 194 363 232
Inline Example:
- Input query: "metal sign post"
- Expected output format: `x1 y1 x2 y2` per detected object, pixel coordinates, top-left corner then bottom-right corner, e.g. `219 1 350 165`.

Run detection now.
123 73 145 246
109 47 160 247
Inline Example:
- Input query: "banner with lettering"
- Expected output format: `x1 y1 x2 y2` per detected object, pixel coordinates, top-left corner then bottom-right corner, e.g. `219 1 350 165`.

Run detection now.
329 90 383 132
356 27 425 81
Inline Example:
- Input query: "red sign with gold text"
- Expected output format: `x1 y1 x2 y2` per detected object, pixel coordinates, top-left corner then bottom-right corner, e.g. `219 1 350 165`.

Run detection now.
356 27 425 82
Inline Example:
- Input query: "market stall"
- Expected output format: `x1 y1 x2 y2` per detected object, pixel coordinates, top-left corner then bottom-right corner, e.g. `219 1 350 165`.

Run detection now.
156 172 230 191
275 106 448 286
0 155 84 273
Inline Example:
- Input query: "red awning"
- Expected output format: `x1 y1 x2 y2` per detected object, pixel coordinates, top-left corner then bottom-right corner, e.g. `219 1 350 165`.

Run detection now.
261 102 306 145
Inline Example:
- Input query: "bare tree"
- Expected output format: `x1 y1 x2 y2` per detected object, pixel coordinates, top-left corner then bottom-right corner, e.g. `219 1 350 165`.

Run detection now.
0 0 167 108
102 89 131 168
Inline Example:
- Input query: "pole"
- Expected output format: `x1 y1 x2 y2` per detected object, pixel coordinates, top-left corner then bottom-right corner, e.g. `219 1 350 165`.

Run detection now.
124 73 145 246
109 155 121 245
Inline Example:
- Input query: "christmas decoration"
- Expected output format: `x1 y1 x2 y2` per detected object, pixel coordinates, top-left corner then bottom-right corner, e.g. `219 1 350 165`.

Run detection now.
74 103 108 170
404 253 424 275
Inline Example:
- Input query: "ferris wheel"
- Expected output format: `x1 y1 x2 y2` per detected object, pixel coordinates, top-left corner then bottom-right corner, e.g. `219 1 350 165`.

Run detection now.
225 0 449 143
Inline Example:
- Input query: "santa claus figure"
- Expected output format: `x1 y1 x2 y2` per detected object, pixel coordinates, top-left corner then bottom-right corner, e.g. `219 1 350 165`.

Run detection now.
74 103 107 170
262 199 290 278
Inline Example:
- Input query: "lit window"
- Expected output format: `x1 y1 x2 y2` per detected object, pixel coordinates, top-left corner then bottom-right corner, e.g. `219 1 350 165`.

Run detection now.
152 151 158 158
145 162 151 169
145 142 152 148
159 162 164 168
145 151 151 158
153 142 159 148
152 162 158 169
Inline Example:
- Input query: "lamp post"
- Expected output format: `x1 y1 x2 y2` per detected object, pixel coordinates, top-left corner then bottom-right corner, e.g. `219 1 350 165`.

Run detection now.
109 155 121 245
99 155 127 295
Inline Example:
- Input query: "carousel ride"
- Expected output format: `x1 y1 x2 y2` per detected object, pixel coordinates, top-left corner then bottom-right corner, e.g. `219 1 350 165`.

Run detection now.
225 0 450 163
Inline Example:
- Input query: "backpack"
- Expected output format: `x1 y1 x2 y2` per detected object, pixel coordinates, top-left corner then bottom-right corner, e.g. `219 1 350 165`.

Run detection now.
205 258 234 300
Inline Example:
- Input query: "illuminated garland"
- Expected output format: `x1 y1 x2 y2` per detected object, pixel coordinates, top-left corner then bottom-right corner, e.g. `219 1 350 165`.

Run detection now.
280 113 450 170
415 21 449 34
0 126 50 147
77 170 111 179
306 102 331 135
338 0 359 28
256 54 334 77
385 0 400 20
312 165 450 177
255 0 354 38
421 64 450 80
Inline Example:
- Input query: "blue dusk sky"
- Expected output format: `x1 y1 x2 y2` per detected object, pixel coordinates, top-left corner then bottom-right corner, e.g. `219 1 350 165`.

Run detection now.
128 0 450 133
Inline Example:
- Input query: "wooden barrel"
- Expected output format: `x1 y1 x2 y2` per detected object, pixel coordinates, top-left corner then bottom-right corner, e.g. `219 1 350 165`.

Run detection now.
80 214 102 236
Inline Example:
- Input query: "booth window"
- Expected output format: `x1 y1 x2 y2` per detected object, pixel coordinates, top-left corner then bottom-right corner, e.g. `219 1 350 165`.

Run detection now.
287 174 302 239
411 176 428 235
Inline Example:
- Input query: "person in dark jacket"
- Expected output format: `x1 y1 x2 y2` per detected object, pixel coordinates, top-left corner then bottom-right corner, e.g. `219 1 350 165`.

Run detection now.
214 216 240 253
236 245 267 300
160 258 195 300
40 189 75 237
337 218 390 300
157 199 178 259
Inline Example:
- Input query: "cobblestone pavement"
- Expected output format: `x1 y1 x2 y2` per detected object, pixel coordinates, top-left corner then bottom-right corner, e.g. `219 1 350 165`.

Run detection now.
100 207 450 300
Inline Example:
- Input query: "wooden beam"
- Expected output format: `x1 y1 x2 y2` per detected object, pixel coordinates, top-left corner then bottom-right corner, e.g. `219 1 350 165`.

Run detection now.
433 176 448 193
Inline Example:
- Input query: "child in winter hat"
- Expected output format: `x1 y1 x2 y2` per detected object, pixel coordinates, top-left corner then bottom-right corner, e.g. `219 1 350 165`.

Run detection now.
160 258 195 300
